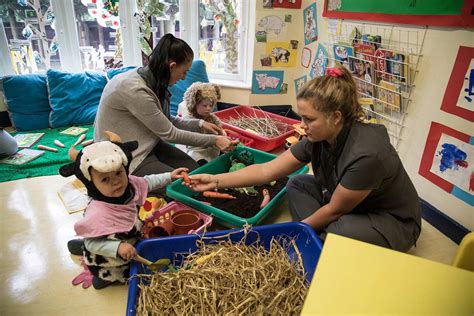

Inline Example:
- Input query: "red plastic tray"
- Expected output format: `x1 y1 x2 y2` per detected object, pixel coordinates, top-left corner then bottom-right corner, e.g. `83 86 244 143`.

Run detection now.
223 129 254 147
215 106 299 152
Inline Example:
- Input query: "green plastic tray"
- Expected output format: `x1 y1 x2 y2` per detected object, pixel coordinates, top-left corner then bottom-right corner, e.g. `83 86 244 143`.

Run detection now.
166 146 308 228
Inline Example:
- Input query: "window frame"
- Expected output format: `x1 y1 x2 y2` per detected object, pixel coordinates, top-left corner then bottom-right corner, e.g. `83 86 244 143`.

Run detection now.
0 0 254 86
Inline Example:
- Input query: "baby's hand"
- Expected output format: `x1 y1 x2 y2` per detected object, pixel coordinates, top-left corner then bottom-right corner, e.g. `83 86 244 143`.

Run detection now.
171 167 190 181
118 242 136 260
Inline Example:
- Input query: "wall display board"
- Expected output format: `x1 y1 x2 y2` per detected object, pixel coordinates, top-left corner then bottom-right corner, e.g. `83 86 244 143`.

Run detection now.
323 0 474 28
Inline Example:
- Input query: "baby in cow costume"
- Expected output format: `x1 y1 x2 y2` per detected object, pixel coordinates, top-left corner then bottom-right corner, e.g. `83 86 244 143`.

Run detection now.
60 132 187 289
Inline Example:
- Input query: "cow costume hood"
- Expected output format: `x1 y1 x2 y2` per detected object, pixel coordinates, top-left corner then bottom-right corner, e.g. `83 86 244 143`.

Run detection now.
59 131 138 204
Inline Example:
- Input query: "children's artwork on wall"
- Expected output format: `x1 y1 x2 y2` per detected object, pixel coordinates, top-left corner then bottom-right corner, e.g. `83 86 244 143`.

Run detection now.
419 122 473 206
310 44 328 79
303 3 318 45
263 0 273 8
279 83 288 94
260 54 273 67
301 47 312 68
290 40 299 50
266 42 297 67
294 75 308 93
440 46 474 122
255 31 267 43
333 43 354 69
252 70 284 94
273 0 302 9
258 15 286 36
285 14 292 23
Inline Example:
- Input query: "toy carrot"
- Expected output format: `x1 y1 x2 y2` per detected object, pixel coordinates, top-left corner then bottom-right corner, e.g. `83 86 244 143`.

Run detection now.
181 171 191 184
260 189 270 209
73 134 86 146
203 191 237 199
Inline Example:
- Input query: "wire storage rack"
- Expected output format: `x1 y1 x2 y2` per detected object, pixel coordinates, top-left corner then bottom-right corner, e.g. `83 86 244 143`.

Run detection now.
323 21 427 148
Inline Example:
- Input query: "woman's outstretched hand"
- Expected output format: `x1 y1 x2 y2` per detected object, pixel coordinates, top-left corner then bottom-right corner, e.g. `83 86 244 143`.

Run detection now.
215 136 239 152
202 121 223 135
184 174 216 192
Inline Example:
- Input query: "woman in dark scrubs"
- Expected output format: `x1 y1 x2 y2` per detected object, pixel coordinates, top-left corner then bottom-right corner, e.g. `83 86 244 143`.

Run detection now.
186 66 421 251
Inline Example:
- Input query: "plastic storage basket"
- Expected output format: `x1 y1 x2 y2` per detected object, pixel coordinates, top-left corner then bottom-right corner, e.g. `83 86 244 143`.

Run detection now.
223 128 254 147
126 222 323 316
214 105 300 152
142 201 213 238
166 146 308 228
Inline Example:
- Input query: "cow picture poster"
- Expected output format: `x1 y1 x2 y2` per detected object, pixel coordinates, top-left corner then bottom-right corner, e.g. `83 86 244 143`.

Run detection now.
251 70 284 94
265 42 297 67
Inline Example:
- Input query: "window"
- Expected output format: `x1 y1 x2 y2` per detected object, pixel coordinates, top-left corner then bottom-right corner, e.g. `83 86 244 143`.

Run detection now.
0 0 61 74
0 0 254 85
146 0 253 87
73 0 121 71
190 0 254 86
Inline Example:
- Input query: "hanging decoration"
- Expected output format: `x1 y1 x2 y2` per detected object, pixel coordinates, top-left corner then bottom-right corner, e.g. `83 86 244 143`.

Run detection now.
135 0 170 57
81 0 120 29
205 0 240 74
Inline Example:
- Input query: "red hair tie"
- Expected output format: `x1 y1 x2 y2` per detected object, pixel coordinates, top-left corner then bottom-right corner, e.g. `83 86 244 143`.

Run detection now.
325 67 343 77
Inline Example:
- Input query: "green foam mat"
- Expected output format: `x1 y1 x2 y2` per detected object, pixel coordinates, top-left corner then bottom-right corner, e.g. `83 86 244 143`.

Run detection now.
0 125 93 182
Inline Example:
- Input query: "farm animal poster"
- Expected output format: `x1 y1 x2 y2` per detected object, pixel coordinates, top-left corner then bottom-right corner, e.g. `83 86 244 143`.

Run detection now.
257 14 287 39
309 44 328 79
419 122 473 206
272 0 302 9
265 42 297 67
294 75 308 93
440 46 474 122
251 70 284 94
303 3 318 45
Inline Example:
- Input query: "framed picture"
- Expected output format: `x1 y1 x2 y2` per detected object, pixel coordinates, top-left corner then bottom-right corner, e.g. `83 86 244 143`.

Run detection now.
419 122 473 206
440 46 474 122
323 0 474 27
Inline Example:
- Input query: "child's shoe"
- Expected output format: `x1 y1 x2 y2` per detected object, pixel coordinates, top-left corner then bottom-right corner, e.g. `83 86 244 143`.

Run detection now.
92 276 115 290
67 239 84 256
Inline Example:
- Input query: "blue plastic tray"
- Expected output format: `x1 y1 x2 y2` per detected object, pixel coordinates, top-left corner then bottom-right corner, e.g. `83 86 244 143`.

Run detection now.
126 222 322 316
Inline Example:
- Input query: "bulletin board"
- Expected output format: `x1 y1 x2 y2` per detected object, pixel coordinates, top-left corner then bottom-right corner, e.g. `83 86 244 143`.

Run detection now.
323 0 474 27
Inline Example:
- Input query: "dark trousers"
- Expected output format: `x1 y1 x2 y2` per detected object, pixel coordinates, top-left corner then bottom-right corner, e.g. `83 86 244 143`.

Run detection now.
132 140 199 196
286 174 391 249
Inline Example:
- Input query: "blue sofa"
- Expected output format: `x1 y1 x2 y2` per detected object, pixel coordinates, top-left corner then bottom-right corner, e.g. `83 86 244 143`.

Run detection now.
0 60 209 131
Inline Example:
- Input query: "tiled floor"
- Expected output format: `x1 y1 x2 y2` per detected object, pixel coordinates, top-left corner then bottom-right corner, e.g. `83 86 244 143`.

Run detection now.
0 175 458 315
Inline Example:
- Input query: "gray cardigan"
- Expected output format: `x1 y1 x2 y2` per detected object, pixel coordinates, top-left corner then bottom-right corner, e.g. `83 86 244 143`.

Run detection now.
94 69 216 172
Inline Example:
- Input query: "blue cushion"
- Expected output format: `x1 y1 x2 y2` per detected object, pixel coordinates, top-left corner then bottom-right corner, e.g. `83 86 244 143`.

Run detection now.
47 69 107 128
169 60 209 117
2 74 50 131
107 66 137 80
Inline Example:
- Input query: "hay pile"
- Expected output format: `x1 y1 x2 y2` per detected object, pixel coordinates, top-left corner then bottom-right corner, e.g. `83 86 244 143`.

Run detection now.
135 236 308 315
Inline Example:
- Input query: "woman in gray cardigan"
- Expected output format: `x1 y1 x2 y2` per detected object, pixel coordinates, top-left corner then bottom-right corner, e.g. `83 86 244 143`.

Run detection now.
94 34 234 180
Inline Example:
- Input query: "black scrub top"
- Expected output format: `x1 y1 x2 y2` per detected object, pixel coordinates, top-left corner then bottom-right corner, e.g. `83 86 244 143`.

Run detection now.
291 121 421 250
